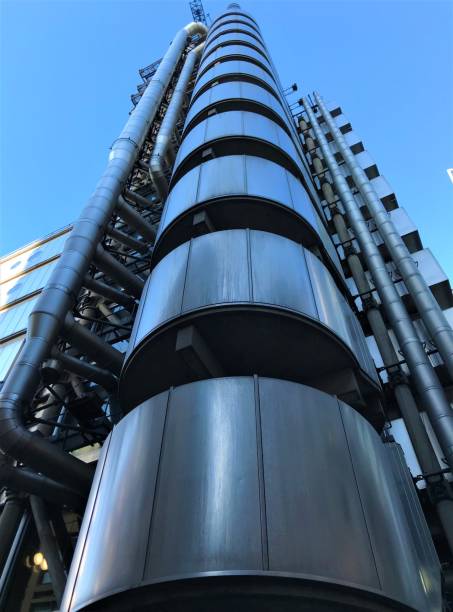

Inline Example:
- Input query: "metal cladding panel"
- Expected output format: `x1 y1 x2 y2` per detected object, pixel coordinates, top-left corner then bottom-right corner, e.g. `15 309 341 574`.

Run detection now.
145 378 263 579
182 230 250 310
305 250 352 347
186 81 283 129
62 378 438 612
339 402 429 610
174 111 301 177
206 23 263 45
204 108 243 139
209 19 261 39
67 393 167 598
61 393 168 611
249 231 317 315
157 155 319 244
197 154 246 200
199 44 269 72
126 231 378 391
246 155 296 203
127 242 188 352
192 61 275 98
158 165 199 230
258 379 379 587
209 14 260 33
204 32 266 57
211 9 258 27
369 175 394 200
386 443 441 610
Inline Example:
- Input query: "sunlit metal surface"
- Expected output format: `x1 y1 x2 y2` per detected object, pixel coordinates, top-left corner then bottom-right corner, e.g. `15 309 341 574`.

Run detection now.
61 378 441 612
185 81 285 132
172 110 303 181
121 230 379 411
192 58 275 99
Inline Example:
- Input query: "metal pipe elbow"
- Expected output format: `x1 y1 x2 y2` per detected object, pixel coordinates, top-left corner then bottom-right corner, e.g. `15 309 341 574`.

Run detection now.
183 21 208 37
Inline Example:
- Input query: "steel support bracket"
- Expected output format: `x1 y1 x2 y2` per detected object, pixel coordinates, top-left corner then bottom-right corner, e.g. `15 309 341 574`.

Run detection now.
175 325 225 378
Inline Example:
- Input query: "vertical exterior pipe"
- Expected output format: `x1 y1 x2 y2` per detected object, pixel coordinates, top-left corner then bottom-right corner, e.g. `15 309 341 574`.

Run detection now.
303 98 453 474
301 117 453 551
30 496 67 606
314 92 453 382
0 21 207 496
0 494 24 575
149 43 205 201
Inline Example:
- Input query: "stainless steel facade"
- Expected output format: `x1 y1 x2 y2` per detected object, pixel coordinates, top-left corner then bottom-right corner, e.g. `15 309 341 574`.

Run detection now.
121 229 379 413
61 378 441 612
1 3 452 612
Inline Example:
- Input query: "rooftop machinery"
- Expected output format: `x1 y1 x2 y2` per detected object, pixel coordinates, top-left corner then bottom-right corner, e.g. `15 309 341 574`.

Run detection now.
1 3 453 611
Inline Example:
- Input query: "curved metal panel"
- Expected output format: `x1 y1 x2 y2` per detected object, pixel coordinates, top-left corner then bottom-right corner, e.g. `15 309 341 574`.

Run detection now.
193 58 277 100
160 155 306 233
201 32 267 58
208 16 261 38
258 379 379 584
182 230 250 310
123 230 379 409
185 81 285 134
206 23 263 46
211 9 259 28
198 49 272 83
339 401 439 610
173 110 303 180
128 241 189 347
155 155 332 272
249 231 317 315
62 378 440 612
144 378 262 578
200 38 268 67
305 250 376 382
60 390 169 612
199 43 269 72
305 249 353 347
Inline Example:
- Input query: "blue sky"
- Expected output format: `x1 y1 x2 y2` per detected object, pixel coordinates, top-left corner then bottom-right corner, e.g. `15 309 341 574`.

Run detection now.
1 0 452 280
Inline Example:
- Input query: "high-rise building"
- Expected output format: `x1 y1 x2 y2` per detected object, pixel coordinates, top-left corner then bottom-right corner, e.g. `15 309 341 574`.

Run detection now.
1 4 452 611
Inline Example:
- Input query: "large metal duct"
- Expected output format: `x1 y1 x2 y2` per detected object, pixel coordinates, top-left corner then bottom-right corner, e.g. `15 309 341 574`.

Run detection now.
149 43 205 201
303 98 453 473
314 92 453 382
61 378 441 612
0 20 207 496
